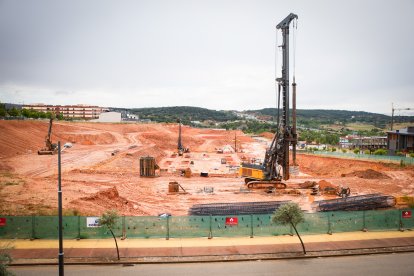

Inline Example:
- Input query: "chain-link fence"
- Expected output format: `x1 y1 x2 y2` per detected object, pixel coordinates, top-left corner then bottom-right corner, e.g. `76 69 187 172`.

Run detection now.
0 209 412 239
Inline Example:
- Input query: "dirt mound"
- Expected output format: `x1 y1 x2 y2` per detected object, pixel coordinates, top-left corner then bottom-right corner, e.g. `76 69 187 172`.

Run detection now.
70 186 147 215
343 169 391 179
318 180 336 189
59 132 116 145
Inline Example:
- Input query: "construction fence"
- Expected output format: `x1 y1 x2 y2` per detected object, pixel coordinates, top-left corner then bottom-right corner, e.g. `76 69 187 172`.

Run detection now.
303 150 414 165
0 209 413 239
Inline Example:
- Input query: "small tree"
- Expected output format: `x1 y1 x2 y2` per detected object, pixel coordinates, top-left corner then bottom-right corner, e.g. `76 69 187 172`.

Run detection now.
0 241 14 276
100 210 120 260
272 202 306 254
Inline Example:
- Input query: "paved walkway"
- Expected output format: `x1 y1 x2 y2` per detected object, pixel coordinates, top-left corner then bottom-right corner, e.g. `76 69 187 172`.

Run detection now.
3 231 414 264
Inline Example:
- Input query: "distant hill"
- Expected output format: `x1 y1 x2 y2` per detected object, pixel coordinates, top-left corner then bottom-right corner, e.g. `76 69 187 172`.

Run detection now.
130 106 238 124
246 108 414 129
126 106 413 129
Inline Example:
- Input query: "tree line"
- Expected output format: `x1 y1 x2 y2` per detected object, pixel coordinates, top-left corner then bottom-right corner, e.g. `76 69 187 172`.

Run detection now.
0 103 64 120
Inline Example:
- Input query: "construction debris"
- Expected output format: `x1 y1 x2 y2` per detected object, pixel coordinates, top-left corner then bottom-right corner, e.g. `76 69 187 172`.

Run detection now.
188 201 289 216
315 194 396 212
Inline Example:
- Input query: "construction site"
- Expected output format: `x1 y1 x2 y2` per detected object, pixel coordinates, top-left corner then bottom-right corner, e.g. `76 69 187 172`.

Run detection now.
0 13 413 218
0 118 412 217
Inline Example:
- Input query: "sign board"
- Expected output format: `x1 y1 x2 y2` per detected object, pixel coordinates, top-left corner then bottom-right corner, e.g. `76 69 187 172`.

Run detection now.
86 217 101 227
402 210 412 219
225 217 238 226
0 218 6 226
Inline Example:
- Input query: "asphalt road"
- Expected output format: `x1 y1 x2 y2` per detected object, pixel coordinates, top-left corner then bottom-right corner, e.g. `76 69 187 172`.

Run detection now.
9 252 414 276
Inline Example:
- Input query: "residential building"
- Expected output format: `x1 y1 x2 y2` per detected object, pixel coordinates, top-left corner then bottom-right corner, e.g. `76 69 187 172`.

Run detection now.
387 126 414 154
23 104 108 119
349 136 387 151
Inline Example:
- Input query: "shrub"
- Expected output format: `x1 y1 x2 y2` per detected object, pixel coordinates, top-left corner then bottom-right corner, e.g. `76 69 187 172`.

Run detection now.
364 150 370 155
353 148 360 154
373 149 387 155
342 149 347 153
331 148 337 152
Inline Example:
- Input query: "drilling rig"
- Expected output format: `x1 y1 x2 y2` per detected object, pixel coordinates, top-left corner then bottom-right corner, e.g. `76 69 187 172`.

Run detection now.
177 119 189 156
239 13 298 189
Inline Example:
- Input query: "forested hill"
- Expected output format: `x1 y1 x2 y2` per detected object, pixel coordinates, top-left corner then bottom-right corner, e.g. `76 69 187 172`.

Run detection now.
247 108 414 129
130 106 238 124
125 106 413 129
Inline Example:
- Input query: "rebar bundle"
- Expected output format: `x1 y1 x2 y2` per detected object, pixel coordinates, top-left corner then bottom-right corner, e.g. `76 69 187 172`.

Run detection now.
188 201 289 216
316 194 396 212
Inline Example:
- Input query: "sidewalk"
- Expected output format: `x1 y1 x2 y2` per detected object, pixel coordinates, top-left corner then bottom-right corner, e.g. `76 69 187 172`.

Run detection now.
4 230 414 265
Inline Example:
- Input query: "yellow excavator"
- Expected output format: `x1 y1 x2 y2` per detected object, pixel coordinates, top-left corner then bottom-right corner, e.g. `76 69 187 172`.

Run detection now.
38 116 58 155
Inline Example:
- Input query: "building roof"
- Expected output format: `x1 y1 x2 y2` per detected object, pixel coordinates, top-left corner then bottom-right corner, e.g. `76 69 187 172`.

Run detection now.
387 126 414 136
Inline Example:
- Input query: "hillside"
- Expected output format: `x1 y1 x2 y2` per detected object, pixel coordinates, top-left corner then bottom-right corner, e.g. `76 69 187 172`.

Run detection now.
129 106 238 124
246 108 414 129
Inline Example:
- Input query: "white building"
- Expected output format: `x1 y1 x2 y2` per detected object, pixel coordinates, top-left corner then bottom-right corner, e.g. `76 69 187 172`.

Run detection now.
93 111 122 122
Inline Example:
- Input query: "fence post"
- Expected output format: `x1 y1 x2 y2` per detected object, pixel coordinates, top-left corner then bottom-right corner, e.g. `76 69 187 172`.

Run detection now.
77 216 81 240
208 215 213 239
362 211 367 232
327 213 332 235
399 210 404 232
31 215 36 240
166 216 170 240
250 215 254 238
121 216 126 240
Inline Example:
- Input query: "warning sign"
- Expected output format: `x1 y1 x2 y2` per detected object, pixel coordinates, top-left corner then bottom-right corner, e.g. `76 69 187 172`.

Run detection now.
402 210 412 219
225 217 238 226
0 218 6 226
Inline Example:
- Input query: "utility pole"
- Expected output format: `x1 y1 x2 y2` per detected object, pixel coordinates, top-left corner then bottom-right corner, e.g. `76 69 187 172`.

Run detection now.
58 141 64 276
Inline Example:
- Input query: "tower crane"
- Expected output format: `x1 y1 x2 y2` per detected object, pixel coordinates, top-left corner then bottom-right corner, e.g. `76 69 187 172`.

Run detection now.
391 103 412 131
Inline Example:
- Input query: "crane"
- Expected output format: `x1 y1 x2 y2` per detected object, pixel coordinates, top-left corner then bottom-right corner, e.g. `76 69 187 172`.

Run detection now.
390 103 412 131
239 13 298 189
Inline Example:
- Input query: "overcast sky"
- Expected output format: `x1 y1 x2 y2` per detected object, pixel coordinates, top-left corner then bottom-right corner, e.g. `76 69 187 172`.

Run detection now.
0 0 413 115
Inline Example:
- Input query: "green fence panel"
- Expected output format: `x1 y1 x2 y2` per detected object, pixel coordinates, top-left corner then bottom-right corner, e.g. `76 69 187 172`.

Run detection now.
297 213 330 234
125 216 166 238
169 216 210 238
79 216 122 239
209 215 252 237
306 151 414 165
364 209 400 231
328 211 364 233
0 216 32 239
250 214 291 236
400 209 414 229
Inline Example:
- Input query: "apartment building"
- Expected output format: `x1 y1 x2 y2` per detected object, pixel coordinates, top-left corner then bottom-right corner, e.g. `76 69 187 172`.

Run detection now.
23 104 108 119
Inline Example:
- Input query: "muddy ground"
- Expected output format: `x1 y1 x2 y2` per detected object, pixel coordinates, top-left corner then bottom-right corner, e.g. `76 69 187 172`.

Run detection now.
0 120 412 216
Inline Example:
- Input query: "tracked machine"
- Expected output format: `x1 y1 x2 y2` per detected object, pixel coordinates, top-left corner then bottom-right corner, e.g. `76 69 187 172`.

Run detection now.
38 116 58 155
177 119 189 156
239 13 298 189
